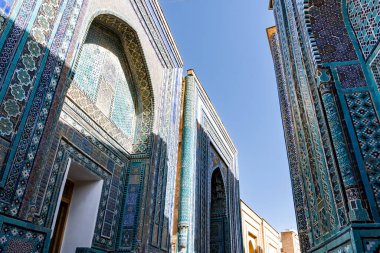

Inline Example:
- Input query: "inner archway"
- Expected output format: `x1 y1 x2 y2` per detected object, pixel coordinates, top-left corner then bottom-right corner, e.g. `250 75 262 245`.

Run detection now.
72 21 137 141
66 14 154 155
249 240 254 253
49 13 155 252
210 168 229 253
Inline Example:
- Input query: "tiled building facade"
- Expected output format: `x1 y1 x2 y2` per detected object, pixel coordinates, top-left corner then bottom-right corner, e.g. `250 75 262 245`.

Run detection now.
0 1 242 252
176 70 243 253
267 0 380 252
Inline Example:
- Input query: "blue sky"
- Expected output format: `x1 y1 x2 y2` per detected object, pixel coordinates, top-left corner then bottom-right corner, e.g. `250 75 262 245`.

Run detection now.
160 0 297 231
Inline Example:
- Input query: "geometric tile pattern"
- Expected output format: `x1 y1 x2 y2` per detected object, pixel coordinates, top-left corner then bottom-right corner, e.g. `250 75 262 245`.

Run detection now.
307 0 358 63
185 98 237 253
370 52 380 92
319 77 369 222
0 0 15 35
73 23 136 139
91 8 184 251
315 70 350 226
5 0 83 218
54 15 180 253
0 0 13 16
38 137 124 251
293 2 339 241
273 1 323 249
194 125 209 253
177 75 196 251
0 2 184 253
205 121 234 253
196 86 244 253
137 64 181 252
177 73 241 253
0 222 46 252
268 29 312 253
119 161 145 250
328 242 353 253
131 0 172 66
363 238 380 253
150 138 170 249
66 86 134 152
346 92 380 211
150 67 182 252
280 0 340 246
337 65 367 88
0 13 157 252
348 0 380 59
142 67 181 251
272 0 380 253
95 14 154 154
270 0 380 251
0 0 64 140
0 0 83 215
0 0 37 81
320 83 357 186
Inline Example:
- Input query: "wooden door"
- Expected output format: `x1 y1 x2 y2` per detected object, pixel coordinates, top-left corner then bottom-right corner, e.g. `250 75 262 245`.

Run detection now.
49 180 74 253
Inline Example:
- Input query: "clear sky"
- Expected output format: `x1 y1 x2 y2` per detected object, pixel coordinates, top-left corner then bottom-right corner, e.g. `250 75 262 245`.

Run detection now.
160 0 297 231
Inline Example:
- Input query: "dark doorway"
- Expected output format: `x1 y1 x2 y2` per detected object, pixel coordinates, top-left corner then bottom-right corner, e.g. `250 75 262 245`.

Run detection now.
49 180 74 253
249 240 255 253
210 169 229 253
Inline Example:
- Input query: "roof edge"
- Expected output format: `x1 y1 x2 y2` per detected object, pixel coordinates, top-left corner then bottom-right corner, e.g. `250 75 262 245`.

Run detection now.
186 69 238 154
266 26 277 40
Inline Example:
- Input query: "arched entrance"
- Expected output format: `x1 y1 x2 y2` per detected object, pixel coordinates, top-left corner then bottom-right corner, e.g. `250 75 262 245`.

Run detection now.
48 13 154 252
210 168 229 253
249 240 254 253
65 14 154 155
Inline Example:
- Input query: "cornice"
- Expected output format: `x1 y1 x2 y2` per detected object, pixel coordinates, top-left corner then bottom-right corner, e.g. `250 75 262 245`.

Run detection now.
266 26 277 40
131 0 183 68
187 69 238 156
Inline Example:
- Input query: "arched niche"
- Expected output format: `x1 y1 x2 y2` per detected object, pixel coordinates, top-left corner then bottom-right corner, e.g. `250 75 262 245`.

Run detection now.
249 240 255 253
68 14 154 155
210 168 229 253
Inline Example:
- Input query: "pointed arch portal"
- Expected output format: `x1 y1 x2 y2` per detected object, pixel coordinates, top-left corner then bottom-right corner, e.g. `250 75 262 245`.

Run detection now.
210 168 229 253
249 240 255 253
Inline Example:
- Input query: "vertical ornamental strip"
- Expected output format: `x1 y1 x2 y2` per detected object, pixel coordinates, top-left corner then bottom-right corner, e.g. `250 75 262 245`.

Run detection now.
177 74 196 252
318 68 369 222
268 28 311 250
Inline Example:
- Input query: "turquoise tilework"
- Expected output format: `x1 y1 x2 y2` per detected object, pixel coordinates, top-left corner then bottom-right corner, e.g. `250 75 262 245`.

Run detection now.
346 92 380 212
73 24 136 139
73 43 101 101
348 0 380 59
0 0 15 32
363 238 380 253
111 79 135 138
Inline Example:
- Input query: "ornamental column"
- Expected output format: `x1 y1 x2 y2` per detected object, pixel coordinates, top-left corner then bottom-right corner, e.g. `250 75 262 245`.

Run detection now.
318 68 369 222
177 71 197 252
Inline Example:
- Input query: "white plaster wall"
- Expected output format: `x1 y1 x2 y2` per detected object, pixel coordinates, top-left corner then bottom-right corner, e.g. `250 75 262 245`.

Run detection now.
263 221 282 253
61 180 103 253
241 201 263 252
241 201 282 253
